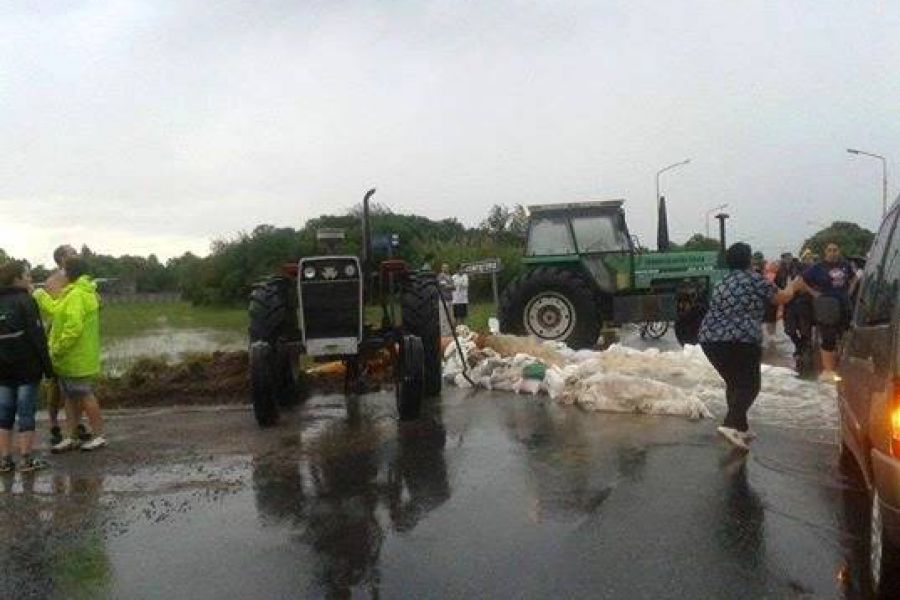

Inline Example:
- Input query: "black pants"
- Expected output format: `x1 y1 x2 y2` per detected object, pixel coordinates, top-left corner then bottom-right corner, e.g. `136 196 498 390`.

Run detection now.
784 300 813 357
701 342 762 432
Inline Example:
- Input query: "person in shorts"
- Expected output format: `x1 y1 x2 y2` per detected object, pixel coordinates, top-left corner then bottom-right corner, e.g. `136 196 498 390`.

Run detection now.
33 244 92 445
800 242 858 382
451 265 469 326
48 257 106 452
0 261 53 472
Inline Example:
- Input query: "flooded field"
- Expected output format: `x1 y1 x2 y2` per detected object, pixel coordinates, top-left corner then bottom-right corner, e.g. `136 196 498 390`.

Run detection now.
102 328 246 376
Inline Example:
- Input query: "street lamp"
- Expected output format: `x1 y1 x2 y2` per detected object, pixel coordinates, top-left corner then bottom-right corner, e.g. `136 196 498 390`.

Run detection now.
656 158 691 208
705 203 728 238
847 148 888 216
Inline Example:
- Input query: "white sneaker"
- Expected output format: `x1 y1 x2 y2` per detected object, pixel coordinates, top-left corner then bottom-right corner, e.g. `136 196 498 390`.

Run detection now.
737 430 757 442
717 426 750 451
80 436 107 452
51 438 80 454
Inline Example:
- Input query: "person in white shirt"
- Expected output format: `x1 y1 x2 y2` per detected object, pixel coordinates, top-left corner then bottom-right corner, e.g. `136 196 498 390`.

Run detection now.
451 267 469 325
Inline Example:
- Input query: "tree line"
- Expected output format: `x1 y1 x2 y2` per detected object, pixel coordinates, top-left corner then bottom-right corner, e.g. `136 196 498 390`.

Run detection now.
0 208 874 304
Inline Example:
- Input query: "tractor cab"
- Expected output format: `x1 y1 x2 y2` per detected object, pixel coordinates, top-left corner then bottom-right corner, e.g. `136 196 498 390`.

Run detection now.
524 200 636 296
526 200 632 258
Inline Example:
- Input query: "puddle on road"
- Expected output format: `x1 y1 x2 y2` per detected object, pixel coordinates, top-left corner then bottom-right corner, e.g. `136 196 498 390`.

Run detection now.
102 328 246 375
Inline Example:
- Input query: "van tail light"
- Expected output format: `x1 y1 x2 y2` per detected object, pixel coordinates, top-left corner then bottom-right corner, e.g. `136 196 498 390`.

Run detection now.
892 380 900 457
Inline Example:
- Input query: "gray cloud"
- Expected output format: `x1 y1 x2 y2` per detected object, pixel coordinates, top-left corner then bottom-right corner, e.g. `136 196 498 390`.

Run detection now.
2 1 899 264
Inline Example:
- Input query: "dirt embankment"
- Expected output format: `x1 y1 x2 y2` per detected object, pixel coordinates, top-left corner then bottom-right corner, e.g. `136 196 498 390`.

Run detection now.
98 352 251 408
98 334 497 408
98 349 398 408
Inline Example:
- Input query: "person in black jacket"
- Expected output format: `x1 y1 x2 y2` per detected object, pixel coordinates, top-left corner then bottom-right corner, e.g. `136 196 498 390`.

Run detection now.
0 261 54 472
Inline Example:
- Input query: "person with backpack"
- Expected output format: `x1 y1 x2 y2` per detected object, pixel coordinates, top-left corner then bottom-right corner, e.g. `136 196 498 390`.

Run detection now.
48 257 106 453
0 261 54 472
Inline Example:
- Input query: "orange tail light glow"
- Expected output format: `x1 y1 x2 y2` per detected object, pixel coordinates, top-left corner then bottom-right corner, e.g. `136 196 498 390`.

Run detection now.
892 389 900 457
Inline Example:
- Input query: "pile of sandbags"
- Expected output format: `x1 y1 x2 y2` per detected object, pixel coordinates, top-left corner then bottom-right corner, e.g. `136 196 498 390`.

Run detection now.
443 327 712 420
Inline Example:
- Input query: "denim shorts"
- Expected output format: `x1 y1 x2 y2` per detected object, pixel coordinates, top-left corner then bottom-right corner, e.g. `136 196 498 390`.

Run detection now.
58 377 96 400
0 383 39 432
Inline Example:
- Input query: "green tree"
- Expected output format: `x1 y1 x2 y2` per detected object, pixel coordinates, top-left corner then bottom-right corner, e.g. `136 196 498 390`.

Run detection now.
801 221 875 258
681 234 721 252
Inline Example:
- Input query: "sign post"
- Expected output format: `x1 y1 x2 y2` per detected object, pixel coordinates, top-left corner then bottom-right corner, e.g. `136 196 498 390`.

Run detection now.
460 258 503 313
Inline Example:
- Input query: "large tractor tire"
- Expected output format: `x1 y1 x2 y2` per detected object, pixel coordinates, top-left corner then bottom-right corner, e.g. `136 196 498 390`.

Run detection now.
401 272 442 397
250 341 279 427
248 277 303 427
396 335 425 421
249 276 299 343
499 267 601 350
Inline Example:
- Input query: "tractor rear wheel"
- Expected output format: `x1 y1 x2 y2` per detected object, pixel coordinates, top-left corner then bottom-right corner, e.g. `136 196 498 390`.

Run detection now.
396 335 425 421
401 273 442 397
499 267 600 350
250 341 279 427
248 276 303 427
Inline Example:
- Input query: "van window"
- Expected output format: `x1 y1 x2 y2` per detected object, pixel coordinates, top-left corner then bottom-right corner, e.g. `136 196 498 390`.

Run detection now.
857 208 900 326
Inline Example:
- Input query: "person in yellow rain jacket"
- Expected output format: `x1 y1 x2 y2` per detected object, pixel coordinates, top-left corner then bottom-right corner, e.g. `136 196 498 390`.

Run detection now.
46 257 106 453
33 244 90 445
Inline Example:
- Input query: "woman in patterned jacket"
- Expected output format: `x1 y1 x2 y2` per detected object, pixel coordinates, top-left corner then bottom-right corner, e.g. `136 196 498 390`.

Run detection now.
698 243 799 451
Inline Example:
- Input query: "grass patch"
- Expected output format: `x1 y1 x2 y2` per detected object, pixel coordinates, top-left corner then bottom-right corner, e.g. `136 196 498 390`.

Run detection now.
101 300 247 341
100 298 498 343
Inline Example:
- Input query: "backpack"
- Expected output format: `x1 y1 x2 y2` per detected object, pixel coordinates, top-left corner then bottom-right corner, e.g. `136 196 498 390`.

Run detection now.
0 294 28 368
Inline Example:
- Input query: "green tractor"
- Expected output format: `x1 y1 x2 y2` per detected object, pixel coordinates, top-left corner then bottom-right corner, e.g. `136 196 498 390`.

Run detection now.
499 200 728 349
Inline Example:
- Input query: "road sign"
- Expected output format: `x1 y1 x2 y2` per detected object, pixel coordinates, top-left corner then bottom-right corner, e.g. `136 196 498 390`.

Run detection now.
460 258 503 308
461 258 502 275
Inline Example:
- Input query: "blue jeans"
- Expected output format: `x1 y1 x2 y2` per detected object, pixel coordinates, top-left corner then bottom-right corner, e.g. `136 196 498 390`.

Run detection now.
0 383 39 432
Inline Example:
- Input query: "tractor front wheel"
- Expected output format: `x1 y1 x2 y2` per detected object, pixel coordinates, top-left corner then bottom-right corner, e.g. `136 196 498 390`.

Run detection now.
396 335 425 421
401 273 442 397
250 341 279 427
674 283 709 346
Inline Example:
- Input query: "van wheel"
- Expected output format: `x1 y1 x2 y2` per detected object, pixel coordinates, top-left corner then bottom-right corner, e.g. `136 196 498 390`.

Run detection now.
868 489 900 595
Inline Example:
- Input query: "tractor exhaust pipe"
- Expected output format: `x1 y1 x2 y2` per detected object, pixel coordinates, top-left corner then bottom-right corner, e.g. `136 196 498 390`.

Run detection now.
657 195 670 252
716 212 730 264
361 188 376 274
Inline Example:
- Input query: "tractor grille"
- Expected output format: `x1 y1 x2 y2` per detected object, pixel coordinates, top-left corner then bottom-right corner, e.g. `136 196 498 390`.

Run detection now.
299 257 362 340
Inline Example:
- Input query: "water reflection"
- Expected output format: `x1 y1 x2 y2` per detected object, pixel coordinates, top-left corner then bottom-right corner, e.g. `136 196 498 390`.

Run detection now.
0 472 111 600
251 405 451 598
715 453 765 568
502 402 634 521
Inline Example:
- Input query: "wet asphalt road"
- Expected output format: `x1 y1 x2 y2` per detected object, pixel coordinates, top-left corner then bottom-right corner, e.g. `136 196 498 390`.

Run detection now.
0 387 887 600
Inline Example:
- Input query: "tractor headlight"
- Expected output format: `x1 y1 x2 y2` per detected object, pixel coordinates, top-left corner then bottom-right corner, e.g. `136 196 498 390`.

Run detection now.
303 266 316 280
344 264 357 278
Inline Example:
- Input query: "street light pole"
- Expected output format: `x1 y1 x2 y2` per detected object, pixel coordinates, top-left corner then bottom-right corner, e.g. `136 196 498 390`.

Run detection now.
705 203 728 238
656 158 691 209
847 148 888 216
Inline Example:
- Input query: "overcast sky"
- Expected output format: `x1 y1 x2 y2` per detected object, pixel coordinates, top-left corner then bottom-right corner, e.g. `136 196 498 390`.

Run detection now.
2 1 899 265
